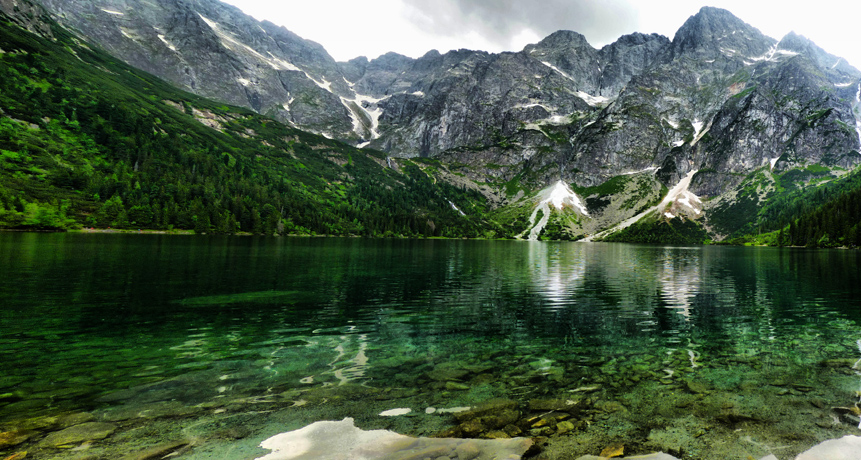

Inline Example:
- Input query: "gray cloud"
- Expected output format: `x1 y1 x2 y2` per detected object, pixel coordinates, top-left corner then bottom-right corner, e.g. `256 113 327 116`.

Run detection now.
402 0 640 51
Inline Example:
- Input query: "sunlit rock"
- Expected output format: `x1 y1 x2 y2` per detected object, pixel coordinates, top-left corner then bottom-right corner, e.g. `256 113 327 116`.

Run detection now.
255 417 533 460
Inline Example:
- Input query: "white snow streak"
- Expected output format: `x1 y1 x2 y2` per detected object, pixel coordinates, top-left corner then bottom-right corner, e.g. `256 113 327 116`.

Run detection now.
540 61 575 81
515 102 554 112
623 166 658 175
835 82 855 88
448 200 466 216
340 93 389 140
583 170 702 242
101 9 124 15
281 97 294 112
690 119 710 146
546 181 589 214
855 84 861 149
237 78 251 87
157 34 178 52
746 46 800 64
660 170 702 216
197 14 305 75
266 52 301 72
770 157 780 169
574 91 610 107
525 181 589 241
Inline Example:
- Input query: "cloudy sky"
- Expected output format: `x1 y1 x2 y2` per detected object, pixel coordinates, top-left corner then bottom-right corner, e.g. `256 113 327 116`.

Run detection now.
221 0 861 69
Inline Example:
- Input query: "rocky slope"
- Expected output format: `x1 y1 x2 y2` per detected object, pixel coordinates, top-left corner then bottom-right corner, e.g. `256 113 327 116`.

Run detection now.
11 0 861 241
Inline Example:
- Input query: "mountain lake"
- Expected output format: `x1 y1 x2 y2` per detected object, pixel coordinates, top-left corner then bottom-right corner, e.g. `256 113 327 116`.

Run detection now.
1 233 860 459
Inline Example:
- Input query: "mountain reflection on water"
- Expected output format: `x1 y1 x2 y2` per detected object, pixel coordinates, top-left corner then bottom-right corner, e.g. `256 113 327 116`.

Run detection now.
1 234 860 459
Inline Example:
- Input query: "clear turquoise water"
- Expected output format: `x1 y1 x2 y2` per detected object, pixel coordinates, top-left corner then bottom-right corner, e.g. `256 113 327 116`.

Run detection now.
1 233 860 459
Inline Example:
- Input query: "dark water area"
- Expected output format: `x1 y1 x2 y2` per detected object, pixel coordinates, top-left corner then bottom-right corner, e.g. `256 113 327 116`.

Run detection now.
1 233 860 459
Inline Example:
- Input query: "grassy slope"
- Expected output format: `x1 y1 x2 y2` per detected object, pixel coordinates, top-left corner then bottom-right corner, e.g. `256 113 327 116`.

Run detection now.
0 14 504 237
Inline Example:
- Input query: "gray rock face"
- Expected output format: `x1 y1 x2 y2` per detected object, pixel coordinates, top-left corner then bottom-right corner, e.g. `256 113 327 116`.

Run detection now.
22 0 861 220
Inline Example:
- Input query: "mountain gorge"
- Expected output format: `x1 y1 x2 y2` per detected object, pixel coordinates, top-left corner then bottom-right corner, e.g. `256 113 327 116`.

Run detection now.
3 0 861 244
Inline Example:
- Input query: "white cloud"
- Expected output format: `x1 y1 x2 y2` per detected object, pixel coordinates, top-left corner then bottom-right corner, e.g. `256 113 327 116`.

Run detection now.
221 0 861 69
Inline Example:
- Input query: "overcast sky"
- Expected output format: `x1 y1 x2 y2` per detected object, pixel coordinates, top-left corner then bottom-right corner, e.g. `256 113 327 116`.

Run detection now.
221 0 861 69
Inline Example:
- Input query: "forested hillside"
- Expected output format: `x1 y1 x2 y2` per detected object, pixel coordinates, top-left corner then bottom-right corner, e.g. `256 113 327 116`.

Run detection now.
0 13 500 237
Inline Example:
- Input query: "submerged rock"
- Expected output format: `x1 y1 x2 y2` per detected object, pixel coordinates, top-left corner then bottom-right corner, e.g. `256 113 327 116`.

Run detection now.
37 422 117 448
573 436 861 460
795 435 861 460
254 417 533 460
0 430 29 448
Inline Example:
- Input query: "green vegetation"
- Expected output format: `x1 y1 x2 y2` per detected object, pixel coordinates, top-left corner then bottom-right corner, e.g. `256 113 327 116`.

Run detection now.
0 15 501 238
601 216 709 245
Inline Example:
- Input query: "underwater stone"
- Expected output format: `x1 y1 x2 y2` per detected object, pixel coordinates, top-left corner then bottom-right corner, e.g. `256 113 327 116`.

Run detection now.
0 430 29 448
445 382 470 391
795 435 861 460
37 422 117 448
576 455 679 460
556 421 576 434
119 440 190 460
528 399 583 414
379 408 412 416
427 364 470 382
454 399 518 423
254 417 533 460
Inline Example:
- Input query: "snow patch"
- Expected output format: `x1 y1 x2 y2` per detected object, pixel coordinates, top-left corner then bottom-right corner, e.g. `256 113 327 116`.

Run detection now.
197 14 305 75
448 200 466 216
770 157 780 169
540 61 575 82
410 91 425 97
357 141 370 148
340 93 388 140
691 120 704 137
832 58 843 69
309 76 333 92
574 91 610 107
100 9 124 15
854 84 861 149
514 102 555 112
157 34 178 52
281 97 294 112
660 170 702 217
545 181 588 213
749 45 799 63
524 181 589 240
835 81 855 88
266 52 301 72
673 140 685 147
690 119 710 146
237 78 251 87
623 166 658 175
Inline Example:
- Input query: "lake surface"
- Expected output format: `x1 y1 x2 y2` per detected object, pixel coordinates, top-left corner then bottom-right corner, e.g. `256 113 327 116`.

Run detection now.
1 233 860 459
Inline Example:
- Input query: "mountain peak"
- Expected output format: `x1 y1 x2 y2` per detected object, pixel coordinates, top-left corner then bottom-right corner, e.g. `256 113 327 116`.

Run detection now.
672 6 774 58
526 29 593 53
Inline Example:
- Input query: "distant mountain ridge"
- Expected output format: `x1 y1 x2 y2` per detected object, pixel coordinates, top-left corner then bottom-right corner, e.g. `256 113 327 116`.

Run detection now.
4 0 861 243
